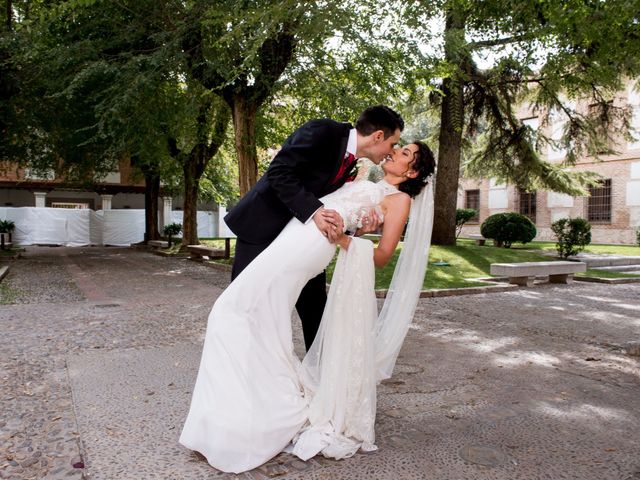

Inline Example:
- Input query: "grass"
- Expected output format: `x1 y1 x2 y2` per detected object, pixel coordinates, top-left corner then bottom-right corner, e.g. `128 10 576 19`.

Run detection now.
578 269 640 279
188 236 639 289
199 238 235 264
200 238 237 250
327 240 554 290
0 281 20 304
514 240 640 256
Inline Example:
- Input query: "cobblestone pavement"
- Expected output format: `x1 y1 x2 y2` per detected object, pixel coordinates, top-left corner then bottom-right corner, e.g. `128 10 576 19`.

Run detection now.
1 246 639 480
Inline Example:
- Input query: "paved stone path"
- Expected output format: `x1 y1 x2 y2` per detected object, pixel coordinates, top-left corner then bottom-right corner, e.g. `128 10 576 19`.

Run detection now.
1 247 639 480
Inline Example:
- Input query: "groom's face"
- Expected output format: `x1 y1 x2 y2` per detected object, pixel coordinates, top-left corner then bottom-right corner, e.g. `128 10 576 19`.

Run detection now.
367 128 401 164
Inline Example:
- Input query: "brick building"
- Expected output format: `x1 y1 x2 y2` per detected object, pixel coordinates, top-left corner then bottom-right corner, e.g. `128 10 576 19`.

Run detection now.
0 157 149 210
458 80 640 245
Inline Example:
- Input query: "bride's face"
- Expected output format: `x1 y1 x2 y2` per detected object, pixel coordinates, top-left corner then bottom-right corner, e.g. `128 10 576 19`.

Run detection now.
382 144 419 179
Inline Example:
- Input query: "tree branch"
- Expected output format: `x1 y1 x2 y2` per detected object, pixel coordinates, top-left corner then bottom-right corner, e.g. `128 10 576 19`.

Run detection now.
252 20 298 105
5 0 12 30
469 33 534 50
181 19 225 91
207 106 230 159
167 137 180 158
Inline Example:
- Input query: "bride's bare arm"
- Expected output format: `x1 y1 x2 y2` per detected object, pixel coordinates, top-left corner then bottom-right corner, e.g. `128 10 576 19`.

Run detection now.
335 193 410 266
373 193 411 268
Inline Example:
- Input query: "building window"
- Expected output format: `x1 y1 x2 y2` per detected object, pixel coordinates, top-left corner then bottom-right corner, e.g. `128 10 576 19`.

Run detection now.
587 179 612 223
465 190 480 223
518 189 537 223
51 202 90 209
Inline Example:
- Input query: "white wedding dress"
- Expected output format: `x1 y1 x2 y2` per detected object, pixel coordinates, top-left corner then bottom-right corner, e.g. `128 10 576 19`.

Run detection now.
179 179 431 473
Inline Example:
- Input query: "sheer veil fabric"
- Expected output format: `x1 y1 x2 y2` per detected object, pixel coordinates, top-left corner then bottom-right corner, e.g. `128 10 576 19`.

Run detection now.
375 178 434 380
291 177 435 460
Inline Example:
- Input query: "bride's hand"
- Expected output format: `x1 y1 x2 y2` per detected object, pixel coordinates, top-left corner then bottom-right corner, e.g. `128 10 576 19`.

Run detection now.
355 209 381 236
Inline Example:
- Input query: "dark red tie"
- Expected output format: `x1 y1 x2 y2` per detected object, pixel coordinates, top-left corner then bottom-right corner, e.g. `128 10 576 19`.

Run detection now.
331 152 356 185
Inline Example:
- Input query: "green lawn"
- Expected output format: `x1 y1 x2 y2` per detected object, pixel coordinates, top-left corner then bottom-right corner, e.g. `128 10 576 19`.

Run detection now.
0 282 19 304
511 240 640 256
578 269 640 279
195 237 639 289
200 238 237 250
327 241 554 290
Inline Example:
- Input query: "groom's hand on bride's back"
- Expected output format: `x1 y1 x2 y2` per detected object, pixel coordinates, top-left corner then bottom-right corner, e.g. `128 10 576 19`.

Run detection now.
313 208 344 243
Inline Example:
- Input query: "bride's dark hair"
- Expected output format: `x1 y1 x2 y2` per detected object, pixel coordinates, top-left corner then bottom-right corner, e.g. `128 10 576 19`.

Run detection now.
398 140 436 198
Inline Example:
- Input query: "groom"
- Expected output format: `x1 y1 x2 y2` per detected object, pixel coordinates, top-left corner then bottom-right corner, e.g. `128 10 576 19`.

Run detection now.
224 105 404 350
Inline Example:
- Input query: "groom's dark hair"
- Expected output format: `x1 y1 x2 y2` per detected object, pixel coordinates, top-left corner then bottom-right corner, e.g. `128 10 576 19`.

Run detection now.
355 105 404 139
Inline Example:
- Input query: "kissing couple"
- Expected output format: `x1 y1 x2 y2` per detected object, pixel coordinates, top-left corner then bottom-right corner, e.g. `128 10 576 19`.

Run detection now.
179 105 436 473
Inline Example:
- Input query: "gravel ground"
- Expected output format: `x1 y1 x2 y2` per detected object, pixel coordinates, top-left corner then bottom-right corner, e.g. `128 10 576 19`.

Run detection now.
0 246 639 480
0 247 229 479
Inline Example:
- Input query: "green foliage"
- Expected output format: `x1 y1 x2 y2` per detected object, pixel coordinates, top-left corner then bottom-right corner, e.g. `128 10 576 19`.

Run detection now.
163 222 182 248
163 223 182 237
0 220 15 233
636 227 640 247
480 213 537 248
551 217 592 258
455 208 477 238
420 0 640 243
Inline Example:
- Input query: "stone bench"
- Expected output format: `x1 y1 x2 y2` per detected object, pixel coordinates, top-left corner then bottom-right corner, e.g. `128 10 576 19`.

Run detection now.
465 234 486 246
148 240 169 249
490 261 587 286
186 239 231 261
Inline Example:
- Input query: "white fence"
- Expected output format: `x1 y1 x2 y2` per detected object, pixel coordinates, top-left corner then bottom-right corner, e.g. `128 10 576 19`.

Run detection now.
0 207 231 246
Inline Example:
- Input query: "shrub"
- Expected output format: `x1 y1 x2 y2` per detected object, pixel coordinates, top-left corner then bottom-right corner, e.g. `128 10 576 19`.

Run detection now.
455 208 477 238
551 217 592 258
0 220 15 233
635 227 640 247
163 223 182 247
480 212 536 248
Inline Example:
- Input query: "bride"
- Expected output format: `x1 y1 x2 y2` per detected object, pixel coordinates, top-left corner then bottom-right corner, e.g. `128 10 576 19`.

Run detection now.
179 141 436 473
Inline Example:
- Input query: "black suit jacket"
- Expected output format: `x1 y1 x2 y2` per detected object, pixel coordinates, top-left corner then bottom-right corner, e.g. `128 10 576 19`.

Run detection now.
225 119 353 244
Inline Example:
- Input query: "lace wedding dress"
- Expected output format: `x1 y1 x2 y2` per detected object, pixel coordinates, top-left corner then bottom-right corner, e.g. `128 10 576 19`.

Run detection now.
179 179 415 473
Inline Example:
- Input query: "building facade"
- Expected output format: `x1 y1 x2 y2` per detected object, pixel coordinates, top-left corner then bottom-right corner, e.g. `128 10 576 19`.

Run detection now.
458 80 640 245
0 157 150 210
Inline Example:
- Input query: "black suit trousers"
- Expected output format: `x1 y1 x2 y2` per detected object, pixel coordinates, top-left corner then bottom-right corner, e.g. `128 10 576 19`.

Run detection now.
231 238 327 352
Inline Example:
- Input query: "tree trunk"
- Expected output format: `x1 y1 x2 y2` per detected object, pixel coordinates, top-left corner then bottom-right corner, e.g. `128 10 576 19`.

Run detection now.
6 0 12 30
143 172 160 242
432 10 467 246
166 106 228 252
230 95 259 196
181 158 201 247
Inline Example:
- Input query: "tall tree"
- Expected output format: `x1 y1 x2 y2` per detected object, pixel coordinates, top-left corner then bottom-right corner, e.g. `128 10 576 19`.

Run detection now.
1 1 234 244
413 0 640 244
166 95 230 246
180 2 333 195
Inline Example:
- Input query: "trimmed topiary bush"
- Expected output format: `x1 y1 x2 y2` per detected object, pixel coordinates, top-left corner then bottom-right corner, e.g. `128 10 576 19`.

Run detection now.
0 219 15 233
480 212 536 248
163 223 182 248
551 217 592 258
